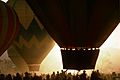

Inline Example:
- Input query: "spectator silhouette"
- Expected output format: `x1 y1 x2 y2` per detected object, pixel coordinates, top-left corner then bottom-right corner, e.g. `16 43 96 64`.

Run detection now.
67 73 72 80
91 71 96 80
80 70 87 80
55 71 60 80
112 72 117 80
51 72 55 80
0 74 5 80
46 74 50 80
23 72 31 80
13 73 22 80
59 70 66 80
91 70 101 80
32 73 40 80
39 76 42 80
6 74 12 80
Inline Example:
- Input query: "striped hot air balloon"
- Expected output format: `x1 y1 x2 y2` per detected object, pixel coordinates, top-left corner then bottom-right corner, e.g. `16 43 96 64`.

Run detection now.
0 1 19 56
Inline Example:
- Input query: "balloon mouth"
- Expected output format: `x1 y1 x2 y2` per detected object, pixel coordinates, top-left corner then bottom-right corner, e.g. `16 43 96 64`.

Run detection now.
28 64 40 71
60 47 99 51
61 48 100 70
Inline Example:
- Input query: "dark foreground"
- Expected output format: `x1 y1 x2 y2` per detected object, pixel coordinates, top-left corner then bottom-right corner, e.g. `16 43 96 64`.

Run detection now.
0 70 120 80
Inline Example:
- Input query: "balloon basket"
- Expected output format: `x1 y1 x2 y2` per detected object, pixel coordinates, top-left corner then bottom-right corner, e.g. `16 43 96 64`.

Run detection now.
61 48 99 70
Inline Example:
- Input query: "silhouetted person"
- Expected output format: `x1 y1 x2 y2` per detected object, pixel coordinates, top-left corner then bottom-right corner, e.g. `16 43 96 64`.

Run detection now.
23 72 31 80
51 72 55 80
6 74 12 80
90 71 96 80
91 70 101 80
80 70 87 80
13 73 22 80
46 74 50 80
55 71 60 80
59 70 66 80
96 70 101 80
67 73 72 80
112 72 116 80
0 74 5 80
39 76 42 80
32 73 40 80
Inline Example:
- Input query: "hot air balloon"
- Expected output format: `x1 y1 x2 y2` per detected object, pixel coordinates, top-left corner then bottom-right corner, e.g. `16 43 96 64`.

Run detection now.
8 22 55 72
0 1 19 56
26 0 120 70
7 0 55 72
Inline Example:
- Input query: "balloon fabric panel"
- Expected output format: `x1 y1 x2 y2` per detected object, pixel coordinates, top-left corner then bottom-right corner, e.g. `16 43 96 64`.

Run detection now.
26 0 120 48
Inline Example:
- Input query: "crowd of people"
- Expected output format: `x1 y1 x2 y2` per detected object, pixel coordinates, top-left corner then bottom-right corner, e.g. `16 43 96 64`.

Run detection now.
0 70 109 80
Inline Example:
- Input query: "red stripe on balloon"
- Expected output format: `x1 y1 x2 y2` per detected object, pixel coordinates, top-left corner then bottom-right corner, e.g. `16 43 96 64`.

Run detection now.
8 6 20 44
0 9 2 33
0 5 14 54
5 5 19 53
6 5 14 40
